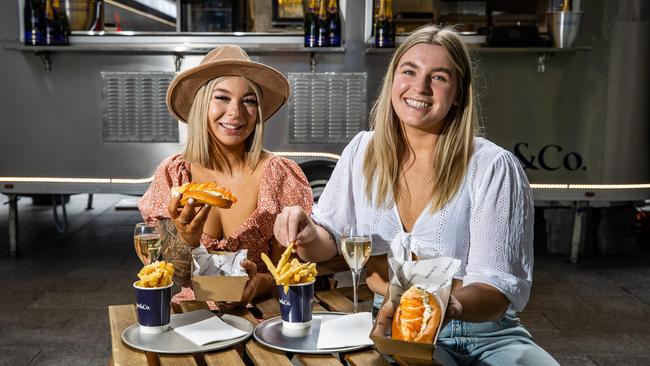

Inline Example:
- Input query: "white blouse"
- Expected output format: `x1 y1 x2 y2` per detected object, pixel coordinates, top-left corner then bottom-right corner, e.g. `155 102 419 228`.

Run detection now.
312 131 534 312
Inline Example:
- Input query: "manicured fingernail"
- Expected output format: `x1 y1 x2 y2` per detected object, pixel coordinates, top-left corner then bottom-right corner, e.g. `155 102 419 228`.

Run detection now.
188 198 194 204
172 190 181 197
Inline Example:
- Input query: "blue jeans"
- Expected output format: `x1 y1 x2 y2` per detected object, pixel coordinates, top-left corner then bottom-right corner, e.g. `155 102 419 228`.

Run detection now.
434 310 559 366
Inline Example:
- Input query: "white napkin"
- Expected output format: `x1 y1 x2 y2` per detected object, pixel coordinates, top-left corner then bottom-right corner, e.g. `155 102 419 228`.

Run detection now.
316 312 374 349
171 309 247 346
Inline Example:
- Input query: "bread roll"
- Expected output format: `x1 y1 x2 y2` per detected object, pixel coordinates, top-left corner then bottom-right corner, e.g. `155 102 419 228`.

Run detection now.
172 182 237 208
391 285 441 343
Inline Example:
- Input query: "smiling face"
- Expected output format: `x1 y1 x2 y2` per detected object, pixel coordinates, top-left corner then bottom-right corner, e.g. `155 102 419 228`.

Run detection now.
207 77 259 149
390 43 459 134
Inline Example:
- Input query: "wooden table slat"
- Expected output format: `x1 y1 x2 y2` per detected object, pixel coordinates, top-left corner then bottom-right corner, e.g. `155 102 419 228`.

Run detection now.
204 348 246 366
245 341 293 366
335 284 374 303
158 354 198 366
108 304 151 366
345 350 392 366
295 354 344 366
315 289 355 313
254 297 281 319
394 356 441 366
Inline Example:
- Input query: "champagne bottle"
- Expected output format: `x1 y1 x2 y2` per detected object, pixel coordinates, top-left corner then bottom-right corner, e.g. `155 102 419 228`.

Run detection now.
304 0 318 47
24 0 44 45
562 0 571 11
385 0 395 47
375 0 386 47
326 0 341 47
316 0 329 47
90 0 104 31
374 0 394 48
53 0 70 45
44 0 56 45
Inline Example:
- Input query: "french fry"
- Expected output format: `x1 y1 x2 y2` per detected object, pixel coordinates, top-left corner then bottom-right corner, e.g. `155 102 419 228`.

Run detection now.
275 242 294 276
266 241 318 294
261 253 277 276
136 260 174 288
277 262 309 283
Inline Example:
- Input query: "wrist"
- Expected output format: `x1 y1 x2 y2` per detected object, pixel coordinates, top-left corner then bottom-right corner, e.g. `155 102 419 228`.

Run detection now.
178 233 200 248
260 272 276 294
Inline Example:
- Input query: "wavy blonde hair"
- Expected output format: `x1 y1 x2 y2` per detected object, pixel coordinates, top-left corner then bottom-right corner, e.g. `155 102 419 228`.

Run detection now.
363 25 480 212
183 76 265 173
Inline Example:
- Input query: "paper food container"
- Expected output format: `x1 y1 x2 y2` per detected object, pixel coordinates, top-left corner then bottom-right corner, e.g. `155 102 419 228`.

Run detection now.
190 249 249 302
370 256 460 361
370 287 447 360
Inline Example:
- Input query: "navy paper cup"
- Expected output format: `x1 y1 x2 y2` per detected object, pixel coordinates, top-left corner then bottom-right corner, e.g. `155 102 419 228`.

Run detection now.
134 282 172 334
278 280 314 329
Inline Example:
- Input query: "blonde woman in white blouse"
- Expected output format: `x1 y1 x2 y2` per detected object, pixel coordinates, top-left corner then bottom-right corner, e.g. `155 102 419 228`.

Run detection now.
274 25 558 365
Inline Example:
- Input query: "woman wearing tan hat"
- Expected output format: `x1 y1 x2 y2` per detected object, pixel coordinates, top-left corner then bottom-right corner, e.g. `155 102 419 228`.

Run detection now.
138 45 313 307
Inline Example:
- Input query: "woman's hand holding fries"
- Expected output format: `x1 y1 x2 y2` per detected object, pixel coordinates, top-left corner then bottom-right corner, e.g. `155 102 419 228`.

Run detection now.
261 242 318 293
273 206 338 263
273 206 318 246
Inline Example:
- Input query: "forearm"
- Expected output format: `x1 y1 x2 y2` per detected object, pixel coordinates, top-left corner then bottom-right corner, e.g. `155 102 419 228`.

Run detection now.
365 254 389 297
452 283 509 322
256 272 276 298
158 219 195 286
296 225 338 263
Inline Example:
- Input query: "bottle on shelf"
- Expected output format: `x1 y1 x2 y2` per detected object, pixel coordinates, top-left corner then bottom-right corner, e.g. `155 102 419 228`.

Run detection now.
52 0 70 44
326 0 341 47
385 0 395 47
304 0 318 47
316 0 329 47
24 0 44 45
44 0 56 45
90 0 105 31
374 0 395 48
561 0 571 11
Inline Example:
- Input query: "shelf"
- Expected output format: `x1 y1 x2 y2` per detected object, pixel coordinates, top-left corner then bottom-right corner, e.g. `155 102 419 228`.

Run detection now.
5 43 346 71
5 43 345 55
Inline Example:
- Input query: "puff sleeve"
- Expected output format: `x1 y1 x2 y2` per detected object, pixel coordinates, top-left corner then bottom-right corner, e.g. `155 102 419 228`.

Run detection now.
464 151 535 312
311 132 368 248
138 154 191 223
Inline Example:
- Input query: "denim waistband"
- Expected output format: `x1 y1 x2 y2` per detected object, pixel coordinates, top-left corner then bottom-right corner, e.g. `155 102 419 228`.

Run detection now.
438 310 527 339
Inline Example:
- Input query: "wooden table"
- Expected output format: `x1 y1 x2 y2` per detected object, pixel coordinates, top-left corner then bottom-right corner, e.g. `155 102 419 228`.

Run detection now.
109 285 399 366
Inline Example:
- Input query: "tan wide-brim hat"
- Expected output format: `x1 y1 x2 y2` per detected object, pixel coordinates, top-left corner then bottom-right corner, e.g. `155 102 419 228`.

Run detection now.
166 45 290 123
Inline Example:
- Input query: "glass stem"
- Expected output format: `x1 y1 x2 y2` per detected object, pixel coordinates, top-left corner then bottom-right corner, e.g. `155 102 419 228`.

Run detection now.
351 269 359 313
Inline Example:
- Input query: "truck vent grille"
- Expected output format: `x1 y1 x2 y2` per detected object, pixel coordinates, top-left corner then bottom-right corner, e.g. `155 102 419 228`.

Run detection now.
101 72 178 143
288 72 367 143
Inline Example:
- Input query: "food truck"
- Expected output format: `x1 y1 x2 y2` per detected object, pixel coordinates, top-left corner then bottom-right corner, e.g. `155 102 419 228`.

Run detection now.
1 0 648 258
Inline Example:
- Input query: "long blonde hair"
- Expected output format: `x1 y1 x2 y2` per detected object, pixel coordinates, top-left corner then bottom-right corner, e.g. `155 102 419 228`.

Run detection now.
363 25 480 212
184 76 265 173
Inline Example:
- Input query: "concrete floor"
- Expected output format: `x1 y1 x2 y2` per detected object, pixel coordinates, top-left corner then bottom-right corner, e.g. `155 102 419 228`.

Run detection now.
0 194 649 365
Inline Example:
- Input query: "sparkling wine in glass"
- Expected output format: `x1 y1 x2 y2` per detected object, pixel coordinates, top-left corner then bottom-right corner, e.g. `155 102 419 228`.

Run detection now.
134 222 161 265
341 224 372 313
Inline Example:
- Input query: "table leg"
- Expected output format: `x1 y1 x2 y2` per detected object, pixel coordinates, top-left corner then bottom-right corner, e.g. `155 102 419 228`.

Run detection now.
8 194 18 256
570 202 586 264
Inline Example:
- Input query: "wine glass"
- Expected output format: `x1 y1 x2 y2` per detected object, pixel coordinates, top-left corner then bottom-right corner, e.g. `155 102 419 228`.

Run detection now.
340 224 373 313
134 222 161 265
